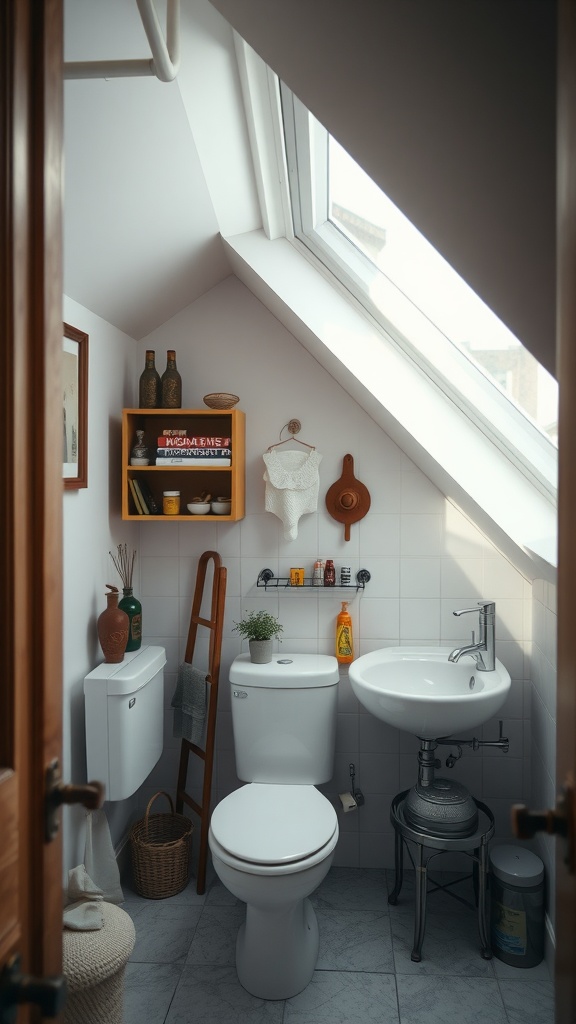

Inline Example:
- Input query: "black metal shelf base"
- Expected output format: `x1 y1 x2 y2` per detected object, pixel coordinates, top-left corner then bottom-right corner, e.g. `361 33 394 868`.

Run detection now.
256 568 371 590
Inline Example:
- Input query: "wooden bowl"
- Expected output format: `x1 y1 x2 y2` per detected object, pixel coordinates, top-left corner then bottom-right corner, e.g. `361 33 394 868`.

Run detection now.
203 392 240 409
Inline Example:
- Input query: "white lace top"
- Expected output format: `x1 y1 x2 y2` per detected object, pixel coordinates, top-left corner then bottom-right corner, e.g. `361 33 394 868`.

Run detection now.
262 448 323 540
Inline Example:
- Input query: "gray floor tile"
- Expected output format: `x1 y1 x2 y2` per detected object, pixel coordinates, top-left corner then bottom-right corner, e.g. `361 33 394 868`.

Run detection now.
492 955 552 981
165 965 285 1023
391 907 494 976
123 962 183 1024
310 866 388 911
316 907 394 973
396 975 507 1024
185 904 245 966
123 876 208 907
130 903 202 963
284 970 399 1024
204 877 243 906
498 980 555 1023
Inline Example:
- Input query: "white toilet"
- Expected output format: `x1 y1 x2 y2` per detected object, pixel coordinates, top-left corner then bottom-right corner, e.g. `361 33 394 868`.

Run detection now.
208 652 340 1000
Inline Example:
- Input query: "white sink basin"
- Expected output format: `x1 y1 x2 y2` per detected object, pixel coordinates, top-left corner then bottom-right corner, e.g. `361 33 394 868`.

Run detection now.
349 646 511 738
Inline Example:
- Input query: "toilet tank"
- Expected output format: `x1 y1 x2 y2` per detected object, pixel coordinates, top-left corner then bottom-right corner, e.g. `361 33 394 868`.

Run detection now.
84 645 166 801
229 653 339 784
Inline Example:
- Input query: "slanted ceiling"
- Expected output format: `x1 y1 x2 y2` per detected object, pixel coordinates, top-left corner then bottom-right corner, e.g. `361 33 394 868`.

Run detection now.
63 0 557 578
210 0 558 380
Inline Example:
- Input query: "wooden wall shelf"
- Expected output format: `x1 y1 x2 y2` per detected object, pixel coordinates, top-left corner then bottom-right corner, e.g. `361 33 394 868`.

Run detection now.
122 408 245 522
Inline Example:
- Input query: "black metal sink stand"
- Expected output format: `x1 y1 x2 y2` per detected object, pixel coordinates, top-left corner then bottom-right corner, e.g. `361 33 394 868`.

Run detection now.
388 789 495 963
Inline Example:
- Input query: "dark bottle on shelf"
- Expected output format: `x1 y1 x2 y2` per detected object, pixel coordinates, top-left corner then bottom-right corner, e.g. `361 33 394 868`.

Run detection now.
324 559 336 586
118 587 142 652
161 349 182 408
139 349 161 408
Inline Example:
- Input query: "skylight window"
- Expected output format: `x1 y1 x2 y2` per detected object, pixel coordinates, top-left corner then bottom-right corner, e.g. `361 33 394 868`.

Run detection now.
279 85 558 496
328 136 558 446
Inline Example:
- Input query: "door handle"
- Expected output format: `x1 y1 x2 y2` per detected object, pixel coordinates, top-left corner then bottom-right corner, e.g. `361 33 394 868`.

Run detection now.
45 758 104 841
0 956 67 1024
512 777 576 873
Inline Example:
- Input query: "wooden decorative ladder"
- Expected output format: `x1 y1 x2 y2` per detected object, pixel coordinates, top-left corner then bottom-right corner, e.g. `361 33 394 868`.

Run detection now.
175 550 226 894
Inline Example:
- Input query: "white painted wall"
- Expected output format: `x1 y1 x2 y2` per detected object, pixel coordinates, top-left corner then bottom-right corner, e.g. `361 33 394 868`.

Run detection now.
133 275 533 872
62 296 138 878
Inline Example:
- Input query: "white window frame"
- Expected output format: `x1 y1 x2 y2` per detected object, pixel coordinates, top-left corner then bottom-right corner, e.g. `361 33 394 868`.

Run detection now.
234 36 557 502
281 86 557 500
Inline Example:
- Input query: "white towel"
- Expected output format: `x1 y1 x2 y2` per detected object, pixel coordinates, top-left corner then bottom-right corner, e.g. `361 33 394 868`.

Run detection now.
63 865 104 931
84 808 124 904
171 663 207 745
263 448 323 540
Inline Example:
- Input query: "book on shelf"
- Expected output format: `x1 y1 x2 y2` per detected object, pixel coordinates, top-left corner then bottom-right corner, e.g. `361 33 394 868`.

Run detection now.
128 478 145 515
161 429 187 437
135 477 160 514
132 478 150 514
155 456 231 466
155 447 232 459
157 435 231 448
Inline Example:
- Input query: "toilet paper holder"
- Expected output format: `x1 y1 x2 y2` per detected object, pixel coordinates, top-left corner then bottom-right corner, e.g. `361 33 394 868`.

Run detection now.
339 762 365 812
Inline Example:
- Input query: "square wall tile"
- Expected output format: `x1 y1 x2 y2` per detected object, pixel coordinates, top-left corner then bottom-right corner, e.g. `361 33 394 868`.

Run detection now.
400 598 440 640
359 598 400 641
141 556 180 598
359 514 400 557
400 558 440 598
240 513 279 558
401 467 445 514
400 514 443 556
441 557 484 600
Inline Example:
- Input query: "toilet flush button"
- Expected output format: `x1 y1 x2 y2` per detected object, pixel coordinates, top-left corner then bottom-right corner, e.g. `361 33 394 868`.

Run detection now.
277 659 293 664
233 690 248 698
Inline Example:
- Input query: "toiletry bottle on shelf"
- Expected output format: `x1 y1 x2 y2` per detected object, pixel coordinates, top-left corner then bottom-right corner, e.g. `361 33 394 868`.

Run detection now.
336 601 354 664
324 559 336 586
313 559 324 586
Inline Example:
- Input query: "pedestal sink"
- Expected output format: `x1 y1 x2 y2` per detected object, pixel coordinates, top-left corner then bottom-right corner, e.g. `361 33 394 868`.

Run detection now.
349 646 511 739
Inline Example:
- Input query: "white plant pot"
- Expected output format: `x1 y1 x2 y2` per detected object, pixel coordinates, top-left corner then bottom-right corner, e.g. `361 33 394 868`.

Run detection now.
249 640 273 664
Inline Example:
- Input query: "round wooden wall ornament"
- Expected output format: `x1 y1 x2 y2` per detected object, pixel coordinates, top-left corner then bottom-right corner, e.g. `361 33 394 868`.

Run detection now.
325 454 371 540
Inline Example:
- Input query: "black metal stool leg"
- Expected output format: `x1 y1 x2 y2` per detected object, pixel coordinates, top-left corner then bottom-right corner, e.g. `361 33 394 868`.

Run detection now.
388 824 404 905
477 841 492 959
411 845 428 962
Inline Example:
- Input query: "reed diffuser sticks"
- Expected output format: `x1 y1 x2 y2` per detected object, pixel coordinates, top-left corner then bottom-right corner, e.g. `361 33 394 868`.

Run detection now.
109 543 136 590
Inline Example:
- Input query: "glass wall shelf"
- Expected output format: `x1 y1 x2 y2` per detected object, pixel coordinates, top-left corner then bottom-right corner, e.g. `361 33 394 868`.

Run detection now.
256 568 371 590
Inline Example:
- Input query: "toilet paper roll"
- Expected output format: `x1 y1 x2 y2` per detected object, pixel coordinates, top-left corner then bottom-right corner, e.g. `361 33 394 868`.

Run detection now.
339 791 358 813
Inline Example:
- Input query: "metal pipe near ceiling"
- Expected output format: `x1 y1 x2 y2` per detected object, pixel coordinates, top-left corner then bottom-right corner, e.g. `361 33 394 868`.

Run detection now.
64 0 180 81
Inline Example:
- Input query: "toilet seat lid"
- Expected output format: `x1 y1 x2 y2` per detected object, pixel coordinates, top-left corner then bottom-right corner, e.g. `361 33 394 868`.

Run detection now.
210 784 337 865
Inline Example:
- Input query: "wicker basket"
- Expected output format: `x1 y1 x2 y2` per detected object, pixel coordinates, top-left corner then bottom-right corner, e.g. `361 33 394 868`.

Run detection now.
130 791 193 899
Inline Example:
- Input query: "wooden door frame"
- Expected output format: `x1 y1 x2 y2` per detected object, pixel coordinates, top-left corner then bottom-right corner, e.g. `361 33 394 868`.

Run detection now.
555 1 576 1021
0 0 64 1005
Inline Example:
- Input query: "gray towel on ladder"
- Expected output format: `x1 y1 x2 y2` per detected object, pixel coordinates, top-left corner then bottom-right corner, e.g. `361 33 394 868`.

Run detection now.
171 663 208 746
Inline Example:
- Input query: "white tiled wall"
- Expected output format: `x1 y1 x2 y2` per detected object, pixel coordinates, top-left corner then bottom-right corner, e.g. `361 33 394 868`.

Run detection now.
133 276 534 871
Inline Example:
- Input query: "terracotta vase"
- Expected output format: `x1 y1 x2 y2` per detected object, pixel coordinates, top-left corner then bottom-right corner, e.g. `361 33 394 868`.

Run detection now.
97 585 129 663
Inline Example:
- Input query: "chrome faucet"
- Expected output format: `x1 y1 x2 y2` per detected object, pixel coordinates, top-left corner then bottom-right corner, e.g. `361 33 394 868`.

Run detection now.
448 601 496 671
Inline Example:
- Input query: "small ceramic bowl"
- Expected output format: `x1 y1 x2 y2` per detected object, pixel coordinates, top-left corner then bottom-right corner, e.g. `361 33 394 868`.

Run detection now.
203 392 240 409
187 502 211 515
211 501 231 515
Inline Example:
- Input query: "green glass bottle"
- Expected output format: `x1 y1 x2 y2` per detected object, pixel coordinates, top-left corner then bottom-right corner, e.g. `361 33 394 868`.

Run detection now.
118 587 142 651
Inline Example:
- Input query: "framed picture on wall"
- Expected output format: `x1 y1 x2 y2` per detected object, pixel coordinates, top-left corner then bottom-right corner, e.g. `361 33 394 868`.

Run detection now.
63 322 88 489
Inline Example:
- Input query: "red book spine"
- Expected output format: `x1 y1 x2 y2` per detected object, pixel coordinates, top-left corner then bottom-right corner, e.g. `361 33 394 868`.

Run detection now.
157 435 231 448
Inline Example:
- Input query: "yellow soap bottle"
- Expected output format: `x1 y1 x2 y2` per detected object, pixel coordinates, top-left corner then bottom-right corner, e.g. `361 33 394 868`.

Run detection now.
336 601 354 664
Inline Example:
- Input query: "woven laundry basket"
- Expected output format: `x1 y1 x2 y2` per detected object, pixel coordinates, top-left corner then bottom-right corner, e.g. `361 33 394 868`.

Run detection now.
130 791 193 899
62 902 135 1024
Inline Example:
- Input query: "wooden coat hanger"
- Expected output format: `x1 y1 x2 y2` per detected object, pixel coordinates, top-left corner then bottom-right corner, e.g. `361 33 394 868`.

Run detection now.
267 419 315 452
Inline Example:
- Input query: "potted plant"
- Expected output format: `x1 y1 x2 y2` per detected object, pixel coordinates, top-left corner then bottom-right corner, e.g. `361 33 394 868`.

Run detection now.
232 609 283 664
